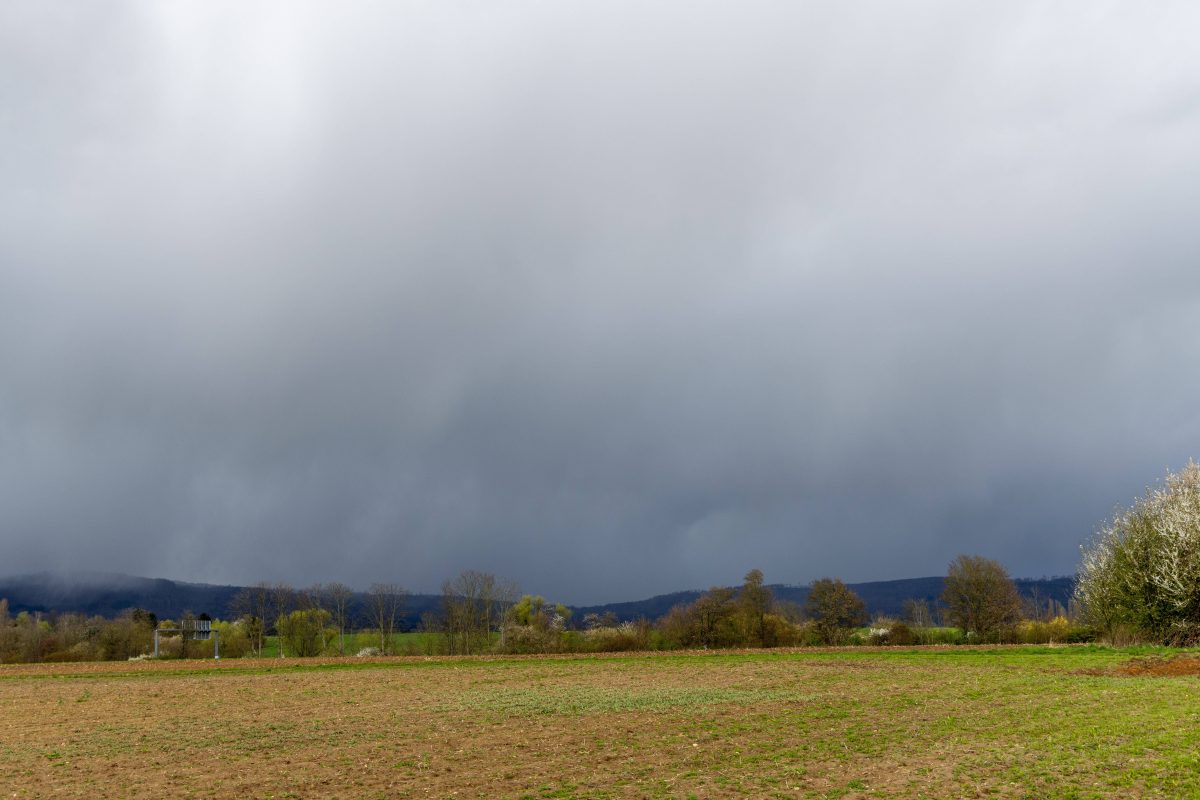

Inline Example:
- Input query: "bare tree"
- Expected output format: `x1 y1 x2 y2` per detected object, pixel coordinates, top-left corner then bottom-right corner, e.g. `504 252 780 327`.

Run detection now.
942 555 1021 641
269 583 295 657
298 583 325 611
902 598 934 629
229 582 273 655
367 583 407 654
442 571 518 655
442 570 482 655
1022 585 1052 622
441 579 466 655
324 582 354 656
419 611 444 655
494 576 521 631
179 611 196 659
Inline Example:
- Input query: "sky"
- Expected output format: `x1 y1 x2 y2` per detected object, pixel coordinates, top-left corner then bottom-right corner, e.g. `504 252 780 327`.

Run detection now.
2 3 1200 604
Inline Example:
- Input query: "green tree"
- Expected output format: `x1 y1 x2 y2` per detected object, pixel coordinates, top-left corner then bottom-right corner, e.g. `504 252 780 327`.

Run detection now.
324 582 354 656
276 609 332 657
97 610 154 660
210 619 252 658
941 555 1021 641
804 578 867 645
507 595 550 628
500 595 571 654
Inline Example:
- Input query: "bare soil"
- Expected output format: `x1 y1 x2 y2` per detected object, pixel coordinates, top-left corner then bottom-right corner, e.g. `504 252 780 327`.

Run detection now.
3 648 1198 799
1106 654 1200 677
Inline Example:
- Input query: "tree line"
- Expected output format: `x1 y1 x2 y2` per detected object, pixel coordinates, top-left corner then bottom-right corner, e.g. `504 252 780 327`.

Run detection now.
0 557 1095 663
9 460 1200 664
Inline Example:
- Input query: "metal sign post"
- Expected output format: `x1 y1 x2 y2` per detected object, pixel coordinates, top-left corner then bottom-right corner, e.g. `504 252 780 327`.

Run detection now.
153 620 221 659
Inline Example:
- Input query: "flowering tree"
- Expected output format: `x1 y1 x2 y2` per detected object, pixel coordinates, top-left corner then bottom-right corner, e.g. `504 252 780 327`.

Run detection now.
1076 461 1200 644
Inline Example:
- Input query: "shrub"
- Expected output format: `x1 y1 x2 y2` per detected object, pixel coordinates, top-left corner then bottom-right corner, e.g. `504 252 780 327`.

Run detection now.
211 620 252 658
794 622 826 647
1063 624 1099 644
887 622 916 646
1015 616 1072 644
499 624 562 654
913 627 966 645
576 621 651 653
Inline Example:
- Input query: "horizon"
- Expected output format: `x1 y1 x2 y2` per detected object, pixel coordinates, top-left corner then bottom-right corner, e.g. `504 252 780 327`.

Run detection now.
0 566 1076 609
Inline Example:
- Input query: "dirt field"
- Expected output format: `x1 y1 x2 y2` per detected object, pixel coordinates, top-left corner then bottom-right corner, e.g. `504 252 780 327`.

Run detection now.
2 647 1199 799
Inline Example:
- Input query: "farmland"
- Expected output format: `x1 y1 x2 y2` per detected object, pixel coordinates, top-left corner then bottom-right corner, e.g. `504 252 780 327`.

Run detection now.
2 647 1199 799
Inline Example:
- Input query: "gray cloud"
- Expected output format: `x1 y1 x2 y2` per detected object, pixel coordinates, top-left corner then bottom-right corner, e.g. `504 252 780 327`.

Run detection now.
3 3 1200 603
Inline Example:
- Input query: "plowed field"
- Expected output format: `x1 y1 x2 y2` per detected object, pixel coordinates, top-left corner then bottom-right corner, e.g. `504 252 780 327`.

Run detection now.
2 647 1198 799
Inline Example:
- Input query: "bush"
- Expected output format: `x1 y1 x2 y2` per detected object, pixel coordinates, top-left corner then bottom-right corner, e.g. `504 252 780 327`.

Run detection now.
887 622 916 646
499 624 562 654
794 622 826 647
762 614 801 647
1063 624 1099 644
860 617 915 646
154 633 183 658
913 627 966 645
1015 616 1071 644
575 621 651 653
212 620 252 658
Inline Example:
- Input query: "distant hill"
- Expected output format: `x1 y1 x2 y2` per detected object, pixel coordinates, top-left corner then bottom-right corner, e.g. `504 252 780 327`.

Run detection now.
0 572 247 622
576 575 1075 622
1 571 1076 628
0 571 448 629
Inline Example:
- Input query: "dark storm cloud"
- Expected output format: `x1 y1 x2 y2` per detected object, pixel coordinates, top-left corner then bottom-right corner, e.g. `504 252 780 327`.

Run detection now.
3 3 1200 602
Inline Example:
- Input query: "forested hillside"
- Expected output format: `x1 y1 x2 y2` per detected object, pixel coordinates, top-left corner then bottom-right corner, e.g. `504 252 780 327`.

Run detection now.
0 571 1075 627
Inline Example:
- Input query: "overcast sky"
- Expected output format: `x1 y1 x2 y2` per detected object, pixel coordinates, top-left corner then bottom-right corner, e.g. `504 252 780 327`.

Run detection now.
2 3 1199 603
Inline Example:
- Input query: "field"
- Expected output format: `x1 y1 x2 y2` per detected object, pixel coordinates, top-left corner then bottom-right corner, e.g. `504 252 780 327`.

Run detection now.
2 647 1199 799
257 632 455 658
